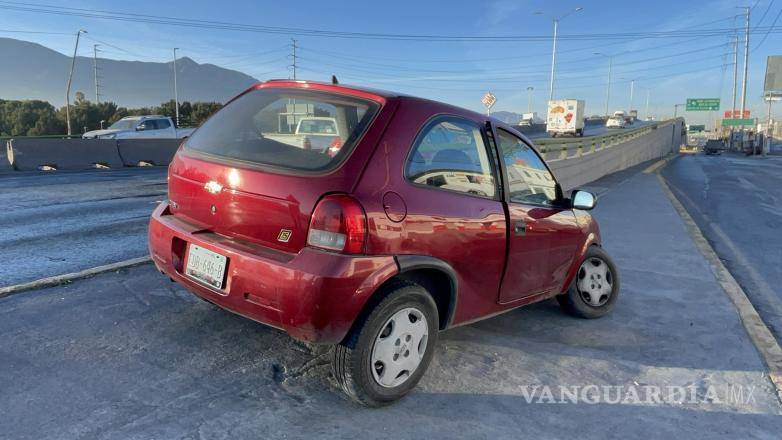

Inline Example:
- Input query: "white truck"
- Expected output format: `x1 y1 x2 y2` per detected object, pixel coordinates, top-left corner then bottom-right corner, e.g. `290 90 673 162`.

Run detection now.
546 99 585 137
263 116 343 156
519 112 544 126
83 115 195 139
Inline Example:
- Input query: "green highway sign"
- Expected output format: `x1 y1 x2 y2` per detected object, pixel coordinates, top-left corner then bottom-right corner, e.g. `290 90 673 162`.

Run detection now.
686 98 720 111
687 125 706 132
721 118 755 127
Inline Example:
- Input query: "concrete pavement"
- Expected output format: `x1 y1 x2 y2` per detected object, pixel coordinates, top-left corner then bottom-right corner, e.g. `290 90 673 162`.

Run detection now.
0 168 166 286
662 154 782 345
1 163 780 439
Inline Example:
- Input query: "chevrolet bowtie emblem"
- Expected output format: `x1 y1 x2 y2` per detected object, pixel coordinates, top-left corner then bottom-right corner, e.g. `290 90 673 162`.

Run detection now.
204 180 223 195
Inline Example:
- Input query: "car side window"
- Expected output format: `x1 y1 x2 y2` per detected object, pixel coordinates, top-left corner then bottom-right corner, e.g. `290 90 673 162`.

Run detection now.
405 117 497 199
496 129 557 206
141 120 157 130
156 119 171 129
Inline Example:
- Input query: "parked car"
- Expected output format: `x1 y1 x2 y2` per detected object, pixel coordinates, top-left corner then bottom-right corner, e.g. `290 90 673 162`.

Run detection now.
606 116 627 129
82 115 195 139
148 80 620 406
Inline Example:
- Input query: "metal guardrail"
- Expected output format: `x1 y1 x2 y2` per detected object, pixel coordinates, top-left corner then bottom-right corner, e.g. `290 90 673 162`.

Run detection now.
534 120 677 162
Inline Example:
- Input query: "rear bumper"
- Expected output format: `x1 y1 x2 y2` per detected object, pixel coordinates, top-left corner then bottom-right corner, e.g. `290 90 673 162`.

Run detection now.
148 202 398 344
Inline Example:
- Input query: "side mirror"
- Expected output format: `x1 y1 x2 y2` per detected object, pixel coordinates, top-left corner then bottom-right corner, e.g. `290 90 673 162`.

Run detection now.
571 190 597 210
135 124 145 131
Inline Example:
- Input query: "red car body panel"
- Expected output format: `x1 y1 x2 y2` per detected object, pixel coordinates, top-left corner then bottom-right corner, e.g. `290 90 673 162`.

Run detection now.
148 80 601 344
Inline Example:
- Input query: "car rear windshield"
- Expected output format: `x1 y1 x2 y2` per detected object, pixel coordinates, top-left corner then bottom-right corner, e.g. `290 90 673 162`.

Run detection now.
184 88 379 172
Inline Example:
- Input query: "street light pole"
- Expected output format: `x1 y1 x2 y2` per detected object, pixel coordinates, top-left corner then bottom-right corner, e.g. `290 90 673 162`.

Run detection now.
543 7 582 102
594 52 612 116
65 29 86 136
173 47 180 127
645 88 651 120
674 103 684 119
629 79 635 111
527 86 534 112
548 19 558 102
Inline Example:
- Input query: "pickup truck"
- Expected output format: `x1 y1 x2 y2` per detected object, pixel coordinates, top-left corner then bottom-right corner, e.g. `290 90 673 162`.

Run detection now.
263 116 343 156
83 115 195 140
150 80 619 406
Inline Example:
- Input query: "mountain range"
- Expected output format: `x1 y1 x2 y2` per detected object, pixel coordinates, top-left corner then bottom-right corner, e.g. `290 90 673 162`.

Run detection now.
0 37 259 107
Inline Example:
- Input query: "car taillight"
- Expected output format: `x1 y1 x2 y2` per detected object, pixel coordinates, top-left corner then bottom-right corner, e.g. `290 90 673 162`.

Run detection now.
307 194 367 254
327 137 343 158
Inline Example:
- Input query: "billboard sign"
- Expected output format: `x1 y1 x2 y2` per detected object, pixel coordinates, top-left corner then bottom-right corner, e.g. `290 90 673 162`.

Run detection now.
764 55 782 96
724 110 751 118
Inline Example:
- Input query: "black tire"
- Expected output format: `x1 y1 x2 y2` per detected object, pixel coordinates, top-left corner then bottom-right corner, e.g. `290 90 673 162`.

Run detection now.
332 281 439 407
557 246 620 319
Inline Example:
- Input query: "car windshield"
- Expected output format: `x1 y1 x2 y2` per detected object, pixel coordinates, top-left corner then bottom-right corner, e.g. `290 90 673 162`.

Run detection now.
184 88 379 171
108 119 139 130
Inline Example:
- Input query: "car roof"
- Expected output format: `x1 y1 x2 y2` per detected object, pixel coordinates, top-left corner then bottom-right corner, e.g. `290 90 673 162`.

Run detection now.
262 79 406 100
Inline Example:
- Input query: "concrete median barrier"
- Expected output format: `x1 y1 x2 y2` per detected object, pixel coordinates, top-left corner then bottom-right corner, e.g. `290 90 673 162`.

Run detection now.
116 139 183 167
7 138 124 171
539 118 683 191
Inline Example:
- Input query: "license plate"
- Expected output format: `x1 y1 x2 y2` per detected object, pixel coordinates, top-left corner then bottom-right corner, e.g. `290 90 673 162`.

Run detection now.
185 244 227 289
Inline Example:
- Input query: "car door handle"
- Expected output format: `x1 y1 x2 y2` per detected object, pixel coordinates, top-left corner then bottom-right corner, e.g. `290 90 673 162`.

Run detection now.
514 220 526 235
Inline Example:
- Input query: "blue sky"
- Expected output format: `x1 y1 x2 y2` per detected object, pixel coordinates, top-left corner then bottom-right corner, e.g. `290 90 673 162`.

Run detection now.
0 0 780 126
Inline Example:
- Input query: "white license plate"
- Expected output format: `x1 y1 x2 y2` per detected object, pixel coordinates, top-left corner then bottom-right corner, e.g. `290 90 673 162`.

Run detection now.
185 244 227 289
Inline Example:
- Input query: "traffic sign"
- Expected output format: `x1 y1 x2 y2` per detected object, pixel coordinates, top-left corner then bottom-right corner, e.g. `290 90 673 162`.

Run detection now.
481 92 496 109
686 98 720 111
721 118 755 127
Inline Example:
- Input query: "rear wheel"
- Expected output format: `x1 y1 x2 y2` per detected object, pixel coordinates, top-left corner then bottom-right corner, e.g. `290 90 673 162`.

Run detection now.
558 246 620 319
332 282 438 406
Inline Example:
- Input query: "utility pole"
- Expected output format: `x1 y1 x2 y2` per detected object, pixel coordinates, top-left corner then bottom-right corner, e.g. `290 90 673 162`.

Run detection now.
290 38 298 80
527 86 534 112
730 34 739 150
65 29 86 136
739 6 750 151
92 44 100 104
172 48 180 127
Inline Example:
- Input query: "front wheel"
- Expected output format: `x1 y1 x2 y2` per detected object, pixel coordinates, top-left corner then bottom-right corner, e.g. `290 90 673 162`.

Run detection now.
557 246 620 319
332 281 438 406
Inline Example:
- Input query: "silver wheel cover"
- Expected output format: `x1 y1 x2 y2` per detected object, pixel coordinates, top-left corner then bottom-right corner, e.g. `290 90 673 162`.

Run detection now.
576 257 614 307
370 307 429 388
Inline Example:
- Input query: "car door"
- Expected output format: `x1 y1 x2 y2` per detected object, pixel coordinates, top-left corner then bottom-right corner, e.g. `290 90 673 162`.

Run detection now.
490 126 583 303
154 118 174 137
136 119 156 138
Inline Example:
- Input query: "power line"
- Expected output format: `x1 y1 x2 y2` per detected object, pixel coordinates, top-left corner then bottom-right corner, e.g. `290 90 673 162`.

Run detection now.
1 1 782 42
753 5 782 50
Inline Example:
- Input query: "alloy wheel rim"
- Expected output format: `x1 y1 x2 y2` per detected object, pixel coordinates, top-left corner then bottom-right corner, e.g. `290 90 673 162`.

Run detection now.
576 257 613 307
370 307 429 388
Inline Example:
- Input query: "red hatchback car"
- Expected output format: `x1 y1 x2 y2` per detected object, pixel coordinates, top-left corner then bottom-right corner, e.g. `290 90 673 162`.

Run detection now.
149 80 619 406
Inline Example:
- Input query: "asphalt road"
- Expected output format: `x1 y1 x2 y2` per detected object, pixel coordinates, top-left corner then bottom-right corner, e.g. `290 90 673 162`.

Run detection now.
0 168 167 286
2 163 780 439
662 153 782 345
